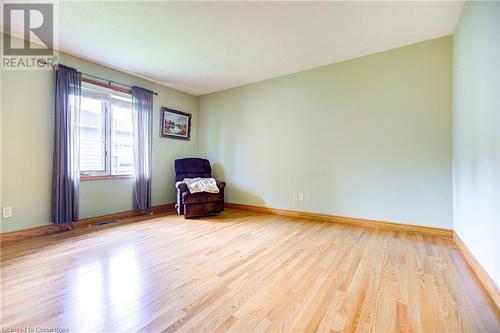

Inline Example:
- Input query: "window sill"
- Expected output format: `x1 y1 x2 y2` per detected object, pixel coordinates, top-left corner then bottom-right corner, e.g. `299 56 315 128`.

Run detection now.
80 175 134 181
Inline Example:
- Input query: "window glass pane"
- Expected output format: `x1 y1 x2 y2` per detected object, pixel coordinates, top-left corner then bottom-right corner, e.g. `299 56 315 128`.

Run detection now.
111 101 134 175
80 96 106 173
79 81 135 177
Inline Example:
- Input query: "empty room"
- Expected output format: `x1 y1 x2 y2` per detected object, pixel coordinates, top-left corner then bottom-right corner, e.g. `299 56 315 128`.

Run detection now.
1 1 499 332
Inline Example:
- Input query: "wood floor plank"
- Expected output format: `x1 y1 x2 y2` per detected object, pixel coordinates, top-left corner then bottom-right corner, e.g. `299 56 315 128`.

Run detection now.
1 208 498 332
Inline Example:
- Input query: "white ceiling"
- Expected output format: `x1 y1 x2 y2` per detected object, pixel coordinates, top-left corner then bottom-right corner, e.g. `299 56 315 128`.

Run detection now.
40 1 465 95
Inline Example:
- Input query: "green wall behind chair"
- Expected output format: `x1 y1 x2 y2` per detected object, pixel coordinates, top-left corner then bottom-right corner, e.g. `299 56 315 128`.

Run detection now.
1 41 198 232
2 35 454 232
198 36 453 229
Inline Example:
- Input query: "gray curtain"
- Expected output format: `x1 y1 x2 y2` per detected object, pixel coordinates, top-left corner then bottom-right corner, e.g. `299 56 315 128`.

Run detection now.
131 87 153 211
52 65 81 224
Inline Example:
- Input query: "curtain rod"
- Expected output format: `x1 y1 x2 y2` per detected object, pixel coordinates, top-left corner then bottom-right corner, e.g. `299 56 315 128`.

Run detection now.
40 60 159 96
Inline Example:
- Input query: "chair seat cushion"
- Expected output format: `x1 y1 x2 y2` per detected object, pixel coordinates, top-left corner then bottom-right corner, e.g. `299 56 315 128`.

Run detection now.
183 177 220 194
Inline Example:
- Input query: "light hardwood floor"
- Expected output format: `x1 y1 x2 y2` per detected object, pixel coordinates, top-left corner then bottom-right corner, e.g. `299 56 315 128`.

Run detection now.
1 209 498 332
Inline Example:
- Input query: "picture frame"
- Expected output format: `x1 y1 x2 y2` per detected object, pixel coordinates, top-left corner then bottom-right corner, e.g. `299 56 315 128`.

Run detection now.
160 107 192 140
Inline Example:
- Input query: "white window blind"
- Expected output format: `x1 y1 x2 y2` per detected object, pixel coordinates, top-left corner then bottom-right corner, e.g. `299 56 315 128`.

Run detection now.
79 82 134 177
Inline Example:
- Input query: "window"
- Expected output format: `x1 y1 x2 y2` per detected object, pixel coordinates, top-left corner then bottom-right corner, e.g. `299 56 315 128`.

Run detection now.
80 81 134 178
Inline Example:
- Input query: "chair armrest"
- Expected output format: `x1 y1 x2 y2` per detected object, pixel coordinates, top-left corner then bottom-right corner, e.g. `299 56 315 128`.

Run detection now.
176 182 189 192
217 181 226 190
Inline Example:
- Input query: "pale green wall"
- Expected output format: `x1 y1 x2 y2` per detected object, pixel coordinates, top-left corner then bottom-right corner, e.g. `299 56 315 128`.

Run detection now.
452 1 500 287
1 35 454 232
199 37 453 229
1 47 198 232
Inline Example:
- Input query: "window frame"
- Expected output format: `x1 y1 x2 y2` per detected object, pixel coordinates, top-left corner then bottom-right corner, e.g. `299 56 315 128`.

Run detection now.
79 79 135 181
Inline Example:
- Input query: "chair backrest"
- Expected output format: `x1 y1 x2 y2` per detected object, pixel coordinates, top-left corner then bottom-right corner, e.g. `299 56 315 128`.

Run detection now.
175 158 212 182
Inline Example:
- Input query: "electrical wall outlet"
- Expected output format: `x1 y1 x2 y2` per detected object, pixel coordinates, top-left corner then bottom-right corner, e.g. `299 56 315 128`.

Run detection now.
298 193 304 201
293 193 298 201
3 207 12 218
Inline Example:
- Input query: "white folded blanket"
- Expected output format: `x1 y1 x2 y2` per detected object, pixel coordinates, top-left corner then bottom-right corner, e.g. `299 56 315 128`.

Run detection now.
182 177 220 194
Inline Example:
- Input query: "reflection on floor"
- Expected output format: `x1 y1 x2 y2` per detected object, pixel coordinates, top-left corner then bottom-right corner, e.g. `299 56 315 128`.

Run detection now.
1 209 498 332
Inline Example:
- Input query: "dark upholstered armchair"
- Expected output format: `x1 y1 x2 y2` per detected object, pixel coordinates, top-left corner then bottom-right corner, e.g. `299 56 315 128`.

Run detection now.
175 158 226 218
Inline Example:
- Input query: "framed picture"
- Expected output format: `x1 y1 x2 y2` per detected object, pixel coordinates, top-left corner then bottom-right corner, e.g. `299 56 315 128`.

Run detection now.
160 107 192 140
